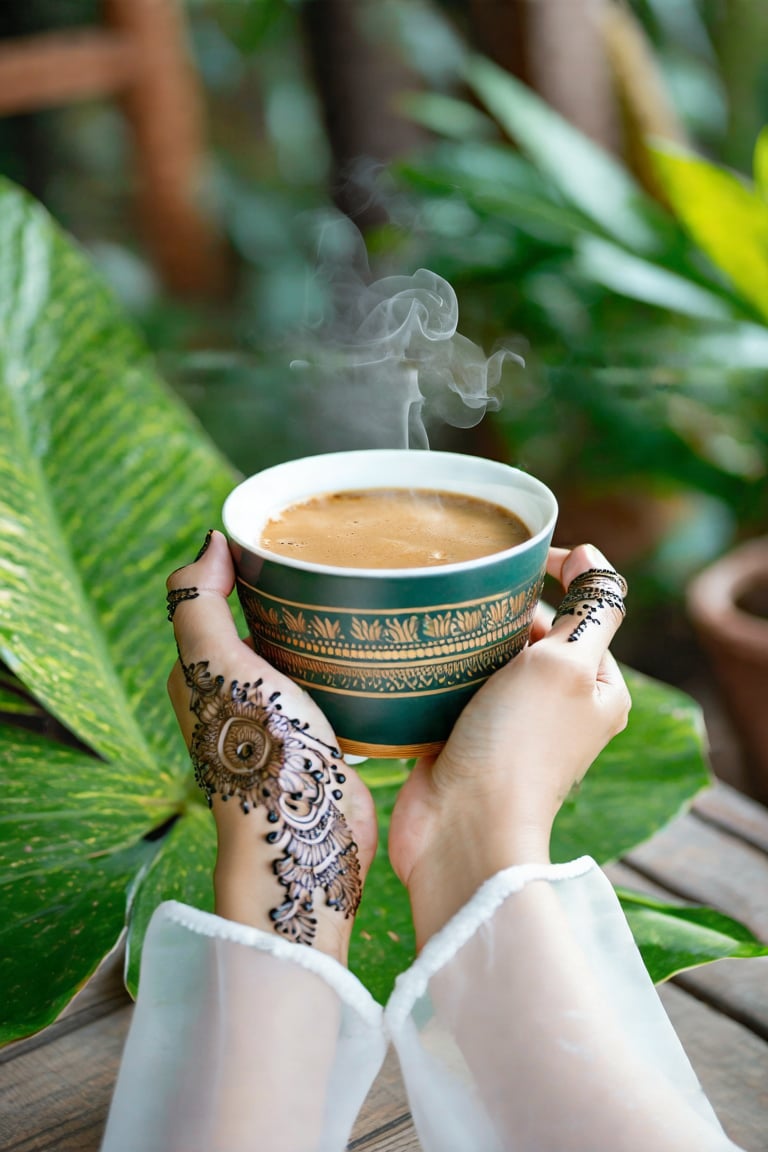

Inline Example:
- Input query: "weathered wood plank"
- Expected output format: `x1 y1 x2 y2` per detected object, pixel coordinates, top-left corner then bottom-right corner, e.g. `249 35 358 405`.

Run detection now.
0 1011 418 1152
349 1120 420 1152
349 1048 419 1151
659 982 768 1152
693 783 768 854
624 806 768 938
0 1006 130 1152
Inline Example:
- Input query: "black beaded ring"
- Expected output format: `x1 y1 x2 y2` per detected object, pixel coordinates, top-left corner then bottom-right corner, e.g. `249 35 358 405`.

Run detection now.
553 567 628 628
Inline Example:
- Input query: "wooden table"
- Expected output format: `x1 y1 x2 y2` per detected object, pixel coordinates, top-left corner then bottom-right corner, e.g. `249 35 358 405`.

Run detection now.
1 780 766 1152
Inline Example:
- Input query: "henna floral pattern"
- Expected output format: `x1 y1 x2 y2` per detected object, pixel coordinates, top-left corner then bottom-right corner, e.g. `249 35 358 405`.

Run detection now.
183 660 361 944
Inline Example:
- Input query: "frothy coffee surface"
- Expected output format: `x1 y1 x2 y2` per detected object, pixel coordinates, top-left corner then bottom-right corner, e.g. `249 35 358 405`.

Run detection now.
260 488 531 569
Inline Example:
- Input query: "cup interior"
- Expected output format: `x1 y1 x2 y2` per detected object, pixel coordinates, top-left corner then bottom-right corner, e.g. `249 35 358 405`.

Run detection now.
223 449 557 576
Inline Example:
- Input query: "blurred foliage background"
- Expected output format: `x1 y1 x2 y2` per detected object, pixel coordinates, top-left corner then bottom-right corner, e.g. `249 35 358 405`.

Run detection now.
2 0 767 698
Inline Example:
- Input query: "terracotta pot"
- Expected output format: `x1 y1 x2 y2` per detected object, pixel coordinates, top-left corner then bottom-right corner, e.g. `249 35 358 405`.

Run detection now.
687 537 768 805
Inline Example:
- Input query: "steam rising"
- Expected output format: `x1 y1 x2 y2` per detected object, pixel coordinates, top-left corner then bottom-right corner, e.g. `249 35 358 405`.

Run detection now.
291 230 523 449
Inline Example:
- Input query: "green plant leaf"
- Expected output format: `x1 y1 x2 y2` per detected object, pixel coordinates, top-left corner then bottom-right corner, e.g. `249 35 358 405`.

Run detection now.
753 124 768 200
0 181 236 778
652 143 768 322
617 888 768 982
0 727 164 878
465 54 676 256
397 90 499 142
396 142 597 244
0 667 41 717
552 669 710 864
125 804 217 996
575 235 741 321
0 178 238 1043
0 833 158 1045
349 761 414 1004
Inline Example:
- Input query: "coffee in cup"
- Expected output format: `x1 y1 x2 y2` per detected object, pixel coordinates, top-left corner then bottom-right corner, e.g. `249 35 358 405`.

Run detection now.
259 488 531 569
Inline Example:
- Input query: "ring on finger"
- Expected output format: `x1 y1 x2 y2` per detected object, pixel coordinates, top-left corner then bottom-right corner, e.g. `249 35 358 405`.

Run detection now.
553 568 628 640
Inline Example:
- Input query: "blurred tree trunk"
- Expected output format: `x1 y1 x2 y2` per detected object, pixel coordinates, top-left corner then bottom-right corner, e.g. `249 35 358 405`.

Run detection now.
468 0 622 154
299 0 426 227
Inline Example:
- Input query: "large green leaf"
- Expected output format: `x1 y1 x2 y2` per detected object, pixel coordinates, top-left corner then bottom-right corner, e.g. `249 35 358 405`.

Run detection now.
0 829 158 1046
618 889 768 982
0 183 236 775
125 803 217 996
350 761 415 1004
753 125 768 201
652 143 768 323
0 179 238 1041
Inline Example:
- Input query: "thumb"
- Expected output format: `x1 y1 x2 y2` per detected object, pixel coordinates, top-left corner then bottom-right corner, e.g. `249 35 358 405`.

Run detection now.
545 543 627 667
166 529 241 664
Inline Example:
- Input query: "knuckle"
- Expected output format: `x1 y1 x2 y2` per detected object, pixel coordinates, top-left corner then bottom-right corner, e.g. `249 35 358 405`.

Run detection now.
610 689 632 735
166 565 192 591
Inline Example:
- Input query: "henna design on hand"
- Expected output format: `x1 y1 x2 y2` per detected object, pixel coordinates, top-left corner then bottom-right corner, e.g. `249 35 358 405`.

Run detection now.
553 569 627 642
167 587 200 621
183 660 361 944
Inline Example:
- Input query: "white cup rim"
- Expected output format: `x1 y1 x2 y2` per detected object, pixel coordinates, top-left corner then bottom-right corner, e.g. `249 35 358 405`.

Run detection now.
223 449 558 578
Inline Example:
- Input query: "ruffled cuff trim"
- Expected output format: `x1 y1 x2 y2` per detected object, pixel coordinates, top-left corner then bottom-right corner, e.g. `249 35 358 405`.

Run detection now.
155 900 384 1029
386 856 597 1030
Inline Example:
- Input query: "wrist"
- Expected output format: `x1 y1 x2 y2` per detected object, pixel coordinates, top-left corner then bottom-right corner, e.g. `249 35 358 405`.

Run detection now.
214 860 352 966
406 811 551 951
213 810 354 966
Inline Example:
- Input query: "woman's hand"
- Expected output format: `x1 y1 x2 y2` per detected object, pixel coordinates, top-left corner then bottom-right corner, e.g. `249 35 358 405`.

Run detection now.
166 530 377 966
388 543 631 949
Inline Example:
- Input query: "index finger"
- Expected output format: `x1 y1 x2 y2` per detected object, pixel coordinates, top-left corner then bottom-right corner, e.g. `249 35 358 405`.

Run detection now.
545 543 627 664
166 529 242 665
166 530 336 746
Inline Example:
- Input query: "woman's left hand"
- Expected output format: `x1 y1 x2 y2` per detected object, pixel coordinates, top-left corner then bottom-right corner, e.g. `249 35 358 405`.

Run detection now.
166 530 377 965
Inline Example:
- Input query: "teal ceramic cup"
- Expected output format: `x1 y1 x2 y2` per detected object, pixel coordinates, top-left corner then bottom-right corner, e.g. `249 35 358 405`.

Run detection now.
223 450 558 759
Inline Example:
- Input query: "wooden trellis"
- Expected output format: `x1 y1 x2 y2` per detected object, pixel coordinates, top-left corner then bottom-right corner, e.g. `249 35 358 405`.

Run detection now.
0 0 226 296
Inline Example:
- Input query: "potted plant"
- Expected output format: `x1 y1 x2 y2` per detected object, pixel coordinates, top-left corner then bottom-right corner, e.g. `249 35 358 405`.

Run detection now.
688 538 768 803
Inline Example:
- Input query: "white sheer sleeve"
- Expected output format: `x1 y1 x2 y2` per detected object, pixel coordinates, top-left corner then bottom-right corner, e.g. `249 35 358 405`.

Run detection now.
386 857 744 1152
100 901 386 1152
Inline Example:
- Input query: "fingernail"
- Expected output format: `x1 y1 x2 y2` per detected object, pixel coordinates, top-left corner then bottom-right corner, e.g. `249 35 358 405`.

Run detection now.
583 543 604 566
194 529 214 562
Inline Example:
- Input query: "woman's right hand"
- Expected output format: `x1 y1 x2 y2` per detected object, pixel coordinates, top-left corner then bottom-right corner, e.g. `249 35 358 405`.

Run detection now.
388 543 631 949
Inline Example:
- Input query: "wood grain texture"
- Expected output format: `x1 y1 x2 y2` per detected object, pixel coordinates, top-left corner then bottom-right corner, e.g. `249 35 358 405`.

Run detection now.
693 783 768 854
0 1006 130 1152
659 982 768 1152
349 1049 419 1150
624 806 768 937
